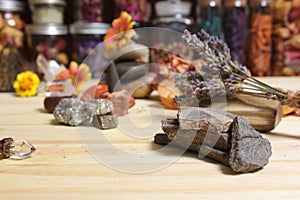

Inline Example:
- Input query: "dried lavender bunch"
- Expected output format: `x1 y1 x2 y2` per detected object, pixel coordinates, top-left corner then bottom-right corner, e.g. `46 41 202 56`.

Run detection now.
177 30 300 108
174 71 226 106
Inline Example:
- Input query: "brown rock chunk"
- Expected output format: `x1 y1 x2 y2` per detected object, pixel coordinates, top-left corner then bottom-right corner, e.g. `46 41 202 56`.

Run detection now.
161 119 230 151
154 133 230 166
178 107 234 132
0 137 13 159
154 108 272 173
229 116 272 173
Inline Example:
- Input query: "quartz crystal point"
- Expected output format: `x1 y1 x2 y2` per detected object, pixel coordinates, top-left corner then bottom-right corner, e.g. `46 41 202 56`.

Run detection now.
0 138 36 160
36 54 67 82
9 140 36 160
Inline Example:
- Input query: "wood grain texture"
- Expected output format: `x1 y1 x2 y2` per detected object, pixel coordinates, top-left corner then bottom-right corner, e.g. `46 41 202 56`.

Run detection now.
226 93 282 132
1 77 300 199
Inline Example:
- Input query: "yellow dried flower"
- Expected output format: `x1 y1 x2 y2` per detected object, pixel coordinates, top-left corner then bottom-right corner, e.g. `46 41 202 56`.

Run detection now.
13 71 40 97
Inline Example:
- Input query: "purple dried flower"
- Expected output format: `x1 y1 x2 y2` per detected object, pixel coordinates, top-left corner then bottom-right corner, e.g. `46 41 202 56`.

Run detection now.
176 29 290 105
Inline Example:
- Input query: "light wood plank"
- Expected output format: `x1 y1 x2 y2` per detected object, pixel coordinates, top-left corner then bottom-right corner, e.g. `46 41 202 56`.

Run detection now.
0 77 300 199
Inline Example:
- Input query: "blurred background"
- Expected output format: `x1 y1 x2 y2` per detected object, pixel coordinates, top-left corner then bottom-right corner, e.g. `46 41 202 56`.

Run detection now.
0 0 300 92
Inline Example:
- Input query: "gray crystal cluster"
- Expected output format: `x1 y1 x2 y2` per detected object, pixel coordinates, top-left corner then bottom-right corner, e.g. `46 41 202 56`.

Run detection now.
92 115 118 130
53 98 118 129
85 98 114 115
53 98 91 126
87 99 118 130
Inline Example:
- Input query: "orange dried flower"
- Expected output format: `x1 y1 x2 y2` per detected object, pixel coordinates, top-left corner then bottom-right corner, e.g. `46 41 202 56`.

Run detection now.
104 11 136 49
69 61 92 95
55 61 91 95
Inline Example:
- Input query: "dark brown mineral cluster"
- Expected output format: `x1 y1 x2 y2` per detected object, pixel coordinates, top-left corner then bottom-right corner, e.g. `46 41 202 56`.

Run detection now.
154 107 272 173
0 137 14 159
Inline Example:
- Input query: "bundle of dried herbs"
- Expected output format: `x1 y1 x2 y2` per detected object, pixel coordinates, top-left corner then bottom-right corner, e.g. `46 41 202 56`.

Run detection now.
174 30 300 109
154 107 272 173
0 44 35 92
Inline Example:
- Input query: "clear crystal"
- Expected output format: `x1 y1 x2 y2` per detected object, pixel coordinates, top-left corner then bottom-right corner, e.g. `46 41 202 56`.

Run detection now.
53 98 91 126
9 140 36 160
85 98 114 115
36 55 67 82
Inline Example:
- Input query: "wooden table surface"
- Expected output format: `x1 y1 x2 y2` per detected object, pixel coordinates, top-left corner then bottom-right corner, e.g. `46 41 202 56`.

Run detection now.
1 77 300 199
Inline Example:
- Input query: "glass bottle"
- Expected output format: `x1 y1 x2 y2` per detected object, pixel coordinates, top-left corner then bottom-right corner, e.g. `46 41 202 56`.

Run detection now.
248 0 272 76
223 0 247 65
199 0 223 39
272 0 300 76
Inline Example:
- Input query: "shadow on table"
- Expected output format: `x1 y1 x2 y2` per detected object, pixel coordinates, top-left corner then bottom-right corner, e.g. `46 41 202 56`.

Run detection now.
266 132 300 140
36 108 50 113
150 141 249 176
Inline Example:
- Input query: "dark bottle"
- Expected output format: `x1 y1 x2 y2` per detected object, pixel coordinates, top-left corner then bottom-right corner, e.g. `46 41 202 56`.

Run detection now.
199 0 223 39
223 0 247 65
248 0 272 76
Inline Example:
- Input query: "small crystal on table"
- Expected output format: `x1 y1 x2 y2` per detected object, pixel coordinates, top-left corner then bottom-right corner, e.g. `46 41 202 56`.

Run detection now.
92 115 118 130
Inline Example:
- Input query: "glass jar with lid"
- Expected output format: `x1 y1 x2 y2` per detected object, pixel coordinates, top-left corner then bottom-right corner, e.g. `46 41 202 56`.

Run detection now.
153 0 193 32
70 22 109 77
199 0 223 38
223 0 247 65
114 0 151 27
248 0 272 76
28 0 66 24
76 0 105 23
0 0 34 92
0 0 25 50
26 24 69 67
272 0 300 76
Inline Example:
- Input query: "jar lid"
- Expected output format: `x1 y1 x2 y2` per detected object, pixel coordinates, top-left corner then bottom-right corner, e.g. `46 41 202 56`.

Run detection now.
199 0 221 7
29 0 66 6
250 0 271 7
155 0 191 17
224 0 246 7
70 22 110 35
153 16 193 26
0 0 24 12
26 24 68 35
